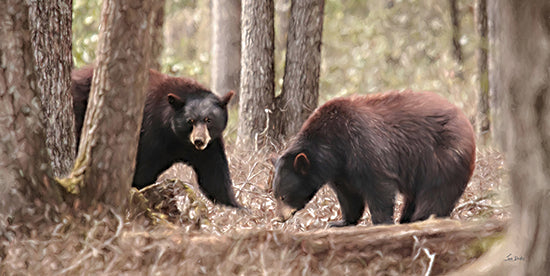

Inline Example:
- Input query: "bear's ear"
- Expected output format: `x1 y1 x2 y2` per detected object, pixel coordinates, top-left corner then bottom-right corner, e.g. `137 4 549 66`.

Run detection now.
219 90 235 108
293 153 310 175
167 93 184 110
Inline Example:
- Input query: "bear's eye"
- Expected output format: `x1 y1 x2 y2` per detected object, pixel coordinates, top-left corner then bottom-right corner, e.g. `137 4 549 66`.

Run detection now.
205 118 211 123
280 196 286 201
187 119 194 125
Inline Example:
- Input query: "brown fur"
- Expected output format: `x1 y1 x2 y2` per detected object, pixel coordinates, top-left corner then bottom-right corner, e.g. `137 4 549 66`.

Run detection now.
71 66 240 207
273 90 476 226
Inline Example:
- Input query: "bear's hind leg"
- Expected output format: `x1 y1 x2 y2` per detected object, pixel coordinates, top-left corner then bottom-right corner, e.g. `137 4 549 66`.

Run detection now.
399 196 416 224
330 183 365 227
410 184 463 222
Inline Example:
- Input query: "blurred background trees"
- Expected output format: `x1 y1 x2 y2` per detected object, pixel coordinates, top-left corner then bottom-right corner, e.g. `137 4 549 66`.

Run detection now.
211 0 241 103
72 0 485 146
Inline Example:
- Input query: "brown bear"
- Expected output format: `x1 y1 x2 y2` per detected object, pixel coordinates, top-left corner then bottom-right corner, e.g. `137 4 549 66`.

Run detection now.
71 66 240 207
272 91 475 226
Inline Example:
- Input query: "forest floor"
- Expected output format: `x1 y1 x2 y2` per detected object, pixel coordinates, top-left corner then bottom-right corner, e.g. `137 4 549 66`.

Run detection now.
0 148 510 275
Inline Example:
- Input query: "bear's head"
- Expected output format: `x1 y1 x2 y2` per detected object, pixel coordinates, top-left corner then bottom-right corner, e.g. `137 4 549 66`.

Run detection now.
167 90 234 150
272 152 319 222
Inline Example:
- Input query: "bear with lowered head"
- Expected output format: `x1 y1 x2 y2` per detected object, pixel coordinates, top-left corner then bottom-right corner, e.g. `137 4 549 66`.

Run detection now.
71 66 240 207
272 91 475 226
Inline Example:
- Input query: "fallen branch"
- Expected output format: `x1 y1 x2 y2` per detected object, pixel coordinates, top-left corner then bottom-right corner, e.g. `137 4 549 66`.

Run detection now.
123 218 507 275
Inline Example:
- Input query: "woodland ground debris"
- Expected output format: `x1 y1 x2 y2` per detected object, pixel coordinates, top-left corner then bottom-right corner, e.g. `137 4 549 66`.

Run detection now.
0 148 509 275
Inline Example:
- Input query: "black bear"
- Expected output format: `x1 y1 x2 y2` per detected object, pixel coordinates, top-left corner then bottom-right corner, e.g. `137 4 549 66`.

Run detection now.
272 91 475 226
71 66 240 207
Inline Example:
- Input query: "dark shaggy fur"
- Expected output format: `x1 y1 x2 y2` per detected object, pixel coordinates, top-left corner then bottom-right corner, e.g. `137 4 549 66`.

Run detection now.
272 91 475 226
71 66 240 207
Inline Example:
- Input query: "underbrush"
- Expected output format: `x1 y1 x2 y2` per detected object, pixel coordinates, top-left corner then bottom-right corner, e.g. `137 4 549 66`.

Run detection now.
0 148 509 275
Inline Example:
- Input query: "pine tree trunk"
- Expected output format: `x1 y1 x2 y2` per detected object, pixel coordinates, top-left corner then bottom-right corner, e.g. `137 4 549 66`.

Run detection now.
150 0 165 71
488 0 505 150
29 0 76 177
449 0 463 64
475 0 490 146
498 1 550 273
71 0 158 210
274 0 291 96
212 0 241 103
0 0 64 210
271 0 324 143
237 0 275 150
453 0 550 274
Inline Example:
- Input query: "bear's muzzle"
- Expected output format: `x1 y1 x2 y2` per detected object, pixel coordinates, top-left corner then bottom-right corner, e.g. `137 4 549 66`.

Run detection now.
276 199 297 222
190 123 211 150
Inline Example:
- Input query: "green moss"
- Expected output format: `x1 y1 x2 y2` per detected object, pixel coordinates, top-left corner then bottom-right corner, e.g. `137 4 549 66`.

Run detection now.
465 232 506 259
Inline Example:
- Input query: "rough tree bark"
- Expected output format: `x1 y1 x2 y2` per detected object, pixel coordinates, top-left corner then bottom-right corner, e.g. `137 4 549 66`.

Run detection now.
475 0 490 146
237 0 275 149
271 0 324 143
212 0 241 103
150 0 165 71
68 0 159 210
0 0 65 210
454 0 550 274
29 0 76 177
237 0 324 151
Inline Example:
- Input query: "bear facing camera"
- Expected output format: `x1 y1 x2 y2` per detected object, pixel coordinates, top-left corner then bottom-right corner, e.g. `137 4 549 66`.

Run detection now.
272 90 476 227
71 66 240 208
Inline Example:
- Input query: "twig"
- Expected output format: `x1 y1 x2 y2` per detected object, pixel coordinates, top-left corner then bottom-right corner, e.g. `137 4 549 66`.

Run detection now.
103 208 124 251
59 251 93 274
454 197 508 211
423 248 436 276
411 235 422 260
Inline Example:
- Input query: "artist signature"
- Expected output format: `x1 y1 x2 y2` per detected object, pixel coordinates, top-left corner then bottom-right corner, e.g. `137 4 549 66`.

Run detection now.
504 253 525 262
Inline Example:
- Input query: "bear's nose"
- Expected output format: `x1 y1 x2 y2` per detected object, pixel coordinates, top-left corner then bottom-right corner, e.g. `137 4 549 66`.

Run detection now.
194 139 204 148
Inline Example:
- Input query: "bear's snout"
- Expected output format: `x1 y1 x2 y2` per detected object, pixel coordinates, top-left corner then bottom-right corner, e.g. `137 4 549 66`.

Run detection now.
276 200 297 222
190 123 211 150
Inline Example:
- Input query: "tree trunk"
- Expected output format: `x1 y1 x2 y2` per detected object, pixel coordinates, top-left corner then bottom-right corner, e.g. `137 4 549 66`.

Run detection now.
271 0 324 143
0 0 64 211
237 0 325 151
237 0 275 150
150 0 165 71
449 0 463 64
70 0 158 210
475 0 490 146
29 0 76 177
274 0 291 96
212 0 241 104
275 0 291 51
488 0 504 150
453 0 550 274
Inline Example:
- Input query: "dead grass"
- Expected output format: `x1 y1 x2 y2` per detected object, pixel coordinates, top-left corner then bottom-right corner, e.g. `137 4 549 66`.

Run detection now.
0 147 509 275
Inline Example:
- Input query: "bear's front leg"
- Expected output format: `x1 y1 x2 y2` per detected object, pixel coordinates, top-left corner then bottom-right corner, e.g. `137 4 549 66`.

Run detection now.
190 139 241 208
330 182 365 227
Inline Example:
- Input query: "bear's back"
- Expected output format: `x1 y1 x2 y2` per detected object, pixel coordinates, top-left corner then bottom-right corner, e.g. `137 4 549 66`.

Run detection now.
298 91 475 172
302 91 472 142
70 67 213 142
